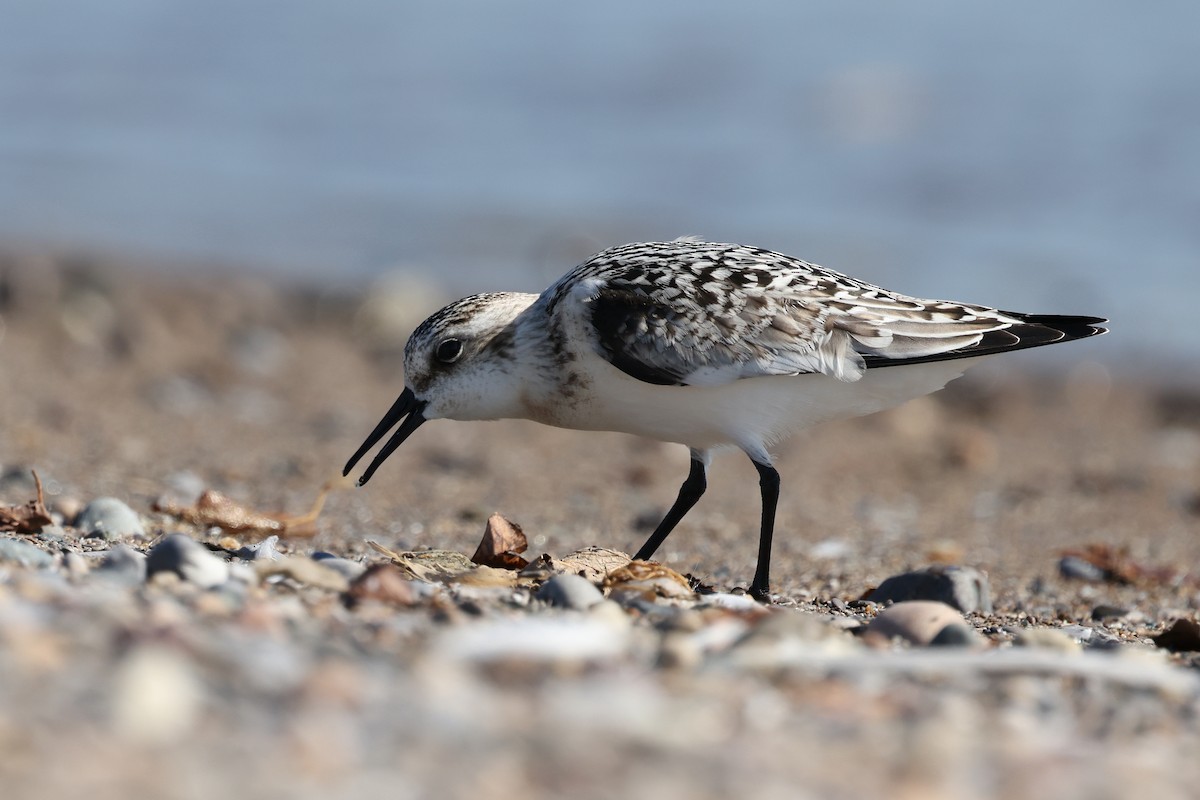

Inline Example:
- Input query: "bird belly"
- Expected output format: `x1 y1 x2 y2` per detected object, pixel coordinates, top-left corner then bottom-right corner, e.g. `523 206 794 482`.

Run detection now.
536 356 985 453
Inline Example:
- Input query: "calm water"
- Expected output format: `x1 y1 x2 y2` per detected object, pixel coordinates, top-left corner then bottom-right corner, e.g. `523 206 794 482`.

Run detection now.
2 1 1197 363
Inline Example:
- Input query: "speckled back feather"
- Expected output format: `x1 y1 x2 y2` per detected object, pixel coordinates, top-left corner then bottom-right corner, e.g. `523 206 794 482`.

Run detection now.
542 240 1105 387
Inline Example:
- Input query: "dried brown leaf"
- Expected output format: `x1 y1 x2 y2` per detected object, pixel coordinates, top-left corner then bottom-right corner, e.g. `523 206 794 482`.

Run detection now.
557 546 631 582
1061 543 1181 586
366 543 477 582
0 471 53 534
153 478 345 539
470 513 529 570
604 560 694 599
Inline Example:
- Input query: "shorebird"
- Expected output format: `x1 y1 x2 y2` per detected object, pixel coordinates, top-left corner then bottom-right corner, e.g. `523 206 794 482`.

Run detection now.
344 239 1105 599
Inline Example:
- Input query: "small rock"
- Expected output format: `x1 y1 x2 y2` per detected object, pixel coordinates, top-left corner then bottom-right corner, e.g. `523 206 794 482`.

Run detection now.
345 563 422 606
1091 604 1130 621
537 573 604 610
809 538 852 560
432 616 629 664
94 545 148 585
699 592 763 611
1014 627 1083 653
1152 618 1200 653
0 537 53 568
146 534 230 588
864 601 964 646
235 535 282 562
163 471 206 505
36 524 67 543
256 556 349 591
75 497 145 541
866 565 992 614
111 645 203 744
311 554 367 581
1059 555 1105 582
929 622 981 648
1059 624 1095 643
64 551 90 580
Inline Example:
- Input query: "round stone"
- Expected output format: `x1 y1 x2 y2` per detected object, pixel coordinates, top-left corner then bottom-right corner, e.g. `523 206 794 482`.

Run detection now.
75 497 145 541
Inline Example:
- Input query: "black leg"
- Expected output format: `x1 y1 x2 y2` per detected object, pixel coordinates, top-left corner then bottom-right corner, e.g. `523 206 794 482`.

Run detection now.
633 455 707 561
749 460 780 602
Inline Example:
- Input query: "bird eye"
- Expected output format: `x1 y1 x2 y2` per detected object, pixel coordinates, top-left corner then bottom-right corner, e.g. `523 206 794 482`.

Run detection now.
434 338 464 364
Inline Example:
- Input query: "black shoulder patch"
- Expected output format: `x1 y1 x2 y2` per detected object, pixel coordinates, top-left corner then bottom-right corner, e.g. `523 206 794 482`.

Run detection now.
589 287 685 386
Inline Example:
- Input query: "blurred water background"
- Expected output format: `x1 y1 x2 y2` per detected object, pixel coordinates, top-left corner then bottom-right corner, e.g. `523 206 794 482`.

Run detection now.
1 1 1197 364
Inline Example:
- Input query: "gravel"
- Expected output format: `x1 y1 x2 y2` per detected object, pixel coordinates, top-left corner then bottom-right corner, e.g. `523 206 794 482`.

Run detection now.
1 257 1197 800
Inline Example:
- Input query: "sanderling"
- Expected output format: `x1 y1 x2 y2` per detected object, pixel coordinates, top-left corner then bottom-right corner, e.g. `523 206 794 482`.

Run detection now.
344 239 1106 599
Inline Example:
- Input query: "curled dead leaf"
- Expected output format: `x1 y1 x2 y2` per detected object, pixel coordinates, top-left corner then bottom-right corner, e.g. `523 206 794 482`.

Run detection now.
153 478 347 539
557 546 631 582
604 560 694 600
366 542 477 582
1060 543 1182 586
0 471 53 534
470 513 529 570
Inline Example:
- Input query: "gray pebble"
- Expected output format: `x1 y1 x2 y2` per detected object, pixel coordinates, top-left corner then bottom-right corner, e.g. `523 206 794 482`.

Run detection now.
536 573 604 610
75 497 145 541
37 524 68 543
1059 555 1106 582
0 537 54 568
867 565 992 614
235 535 282 562
95 545 148 585
310 555 367 581
929 622 981 648
1091 604 1129 621
146 534 229 588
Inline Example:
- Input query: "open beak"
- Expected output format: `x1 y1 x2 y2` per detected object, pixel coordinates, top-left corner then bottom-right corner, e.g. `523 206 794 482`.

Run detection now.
343 387 428 486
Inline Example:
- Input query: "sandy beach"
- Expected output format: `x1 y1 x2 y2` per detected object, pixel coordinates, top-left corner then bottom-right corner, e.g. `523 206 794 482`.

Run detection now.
2 254 1198 799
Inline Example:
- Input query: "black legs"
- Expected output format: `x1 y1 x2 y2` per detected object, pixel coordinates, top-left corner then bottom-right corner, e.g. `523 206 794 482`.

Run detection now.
633 452 782 602
749 460 780 601
633 455 707 561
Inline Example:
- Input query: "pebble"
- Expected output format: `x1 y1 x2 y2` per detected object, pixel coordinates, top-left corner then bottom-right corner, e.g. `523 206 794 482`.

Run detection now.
0 537 54 568
1152 618 1200 653
1091 604 1129 621
75 497 145 541
929 622 982 648
432 616 630 664
866 565 992 614
1058 555 1106 582
146 534 230 588
255 556 349 592
345 563 423 606
864 601 965 646
110 644 203 744
37 524 68 543
1014 627 1083 654
311 553 368 581
235 535 282 562
699 592 763 611
94 545 148 585
536 573 604 610
809 538 853 560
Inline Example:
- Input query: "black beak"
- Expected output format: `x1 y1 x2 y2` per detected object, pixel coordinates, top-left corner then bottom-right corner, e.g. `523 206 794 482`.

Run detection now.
343 387 428 486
